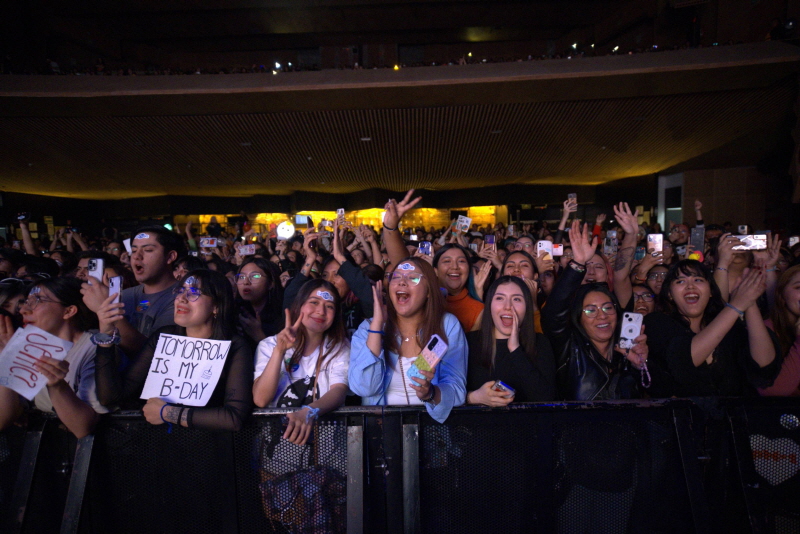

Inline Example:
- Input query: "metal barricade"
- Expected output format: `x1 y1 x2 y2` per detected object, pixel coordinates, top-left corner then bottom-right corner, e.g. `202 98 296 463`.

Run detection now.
2 399 799 533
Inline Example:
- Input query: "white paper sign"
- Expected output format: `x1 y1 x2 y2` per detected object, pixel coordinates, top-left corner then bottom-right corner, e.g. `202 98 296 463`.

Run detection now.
0 326 73 401
456 215 472 234
140 333 231 406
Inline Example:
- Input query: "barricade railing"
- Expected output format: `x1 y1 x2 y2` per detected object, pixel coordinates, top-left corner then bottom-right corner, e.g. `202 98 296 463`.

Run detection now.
1 398 798 533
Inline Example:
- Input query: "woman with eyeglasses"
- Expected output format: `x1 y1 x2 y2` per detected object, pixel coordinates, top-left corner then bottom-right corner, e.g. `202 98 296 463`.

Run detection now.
349 258 467 422
631 284 656 316
541 221 648 400
233 257 284 350
0 278 108 438
94 269 253 431
643 259 780 398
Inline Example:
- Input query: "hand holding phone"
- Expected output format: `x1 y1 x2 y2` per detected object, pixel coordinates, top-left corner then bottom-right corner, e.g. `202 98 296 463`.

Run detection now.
619 312 643 350
407 335 447 383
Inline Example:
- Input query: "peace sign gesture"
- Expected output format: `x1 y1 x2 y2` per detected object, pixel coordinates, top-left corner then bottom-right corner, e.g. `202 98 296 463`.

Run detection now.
383 189 422 230
275 309 304 354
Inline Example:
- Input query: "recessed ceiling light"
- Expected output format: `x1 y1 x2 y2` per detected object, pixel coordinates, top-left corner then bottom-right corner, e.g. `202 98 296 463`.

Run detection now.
360 137 372 142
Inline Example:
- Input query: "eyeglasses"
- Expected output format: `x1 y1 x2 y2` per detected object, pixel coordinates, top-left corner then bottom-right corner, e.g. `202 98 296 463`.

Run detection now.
582 303 616 318
633 292 655 302
647 273 667 281
388 272 424 285
105 247 120 253
235 273 265 284
173 286 206 302
22 295 65 310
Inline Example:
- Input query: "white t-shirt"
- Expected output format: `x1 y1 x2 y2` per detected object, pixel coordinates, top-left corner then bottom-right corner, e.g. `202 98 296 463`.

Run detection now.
254 336 350 408
34 331 109 415
386 355 423 405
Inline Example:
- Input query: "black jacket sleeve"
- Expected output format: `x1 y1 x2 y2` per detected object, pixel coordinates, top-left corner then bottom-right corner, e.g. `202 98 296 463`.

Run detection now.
541 265 583 368
338 260 374 319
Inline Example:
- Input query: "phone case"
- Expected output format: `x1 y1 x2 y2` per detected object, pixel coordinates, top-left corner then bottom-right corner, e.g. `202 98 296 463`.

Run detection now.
407 334 447 382
647 234 663 252
109 276 123 304
619 312 643 350
88 259 105 281
492 380 516 396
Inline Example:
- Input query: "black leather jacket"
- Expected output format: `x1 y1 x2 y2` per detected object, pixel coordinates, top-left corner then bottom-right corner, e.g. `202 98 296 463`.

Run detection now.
541 265 639 401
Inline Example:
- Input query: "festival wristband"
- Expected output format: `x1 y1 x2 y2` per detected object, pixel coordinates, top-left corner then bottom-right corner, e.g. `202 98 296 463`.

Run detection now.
724 302 745 319
367 329 384 335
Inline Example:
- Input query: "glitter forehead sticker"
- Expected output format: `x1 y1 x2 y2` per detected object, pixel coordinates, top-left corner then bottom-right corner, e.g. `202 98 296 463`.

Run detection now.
397 262 415 271
134 233 150 240
30 286 41 295
316 290 334 302
185 276 196 286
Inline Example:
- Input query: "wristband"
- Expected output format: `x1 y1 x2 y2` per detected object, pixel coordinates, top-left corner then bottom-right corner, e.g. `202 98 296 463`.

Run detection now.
725 302 745 319
302 406 320 423
421 385 436 403
367 329 384 335
91 328 120 346
160 403 174 434
716 267 728 272
568 260 586 273
382 223 398 232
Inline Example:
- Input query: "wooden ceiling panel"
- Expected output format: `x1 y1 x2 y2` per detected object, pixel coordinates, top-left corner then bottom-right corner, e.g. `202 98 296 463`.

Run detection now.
0 42 798 199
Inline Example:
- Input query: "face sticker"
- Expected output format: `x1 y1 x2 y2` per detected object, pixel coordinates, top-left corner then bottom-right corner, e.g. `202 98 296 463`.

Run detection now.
134 233 150 240
316 290 334 302
185 276 196 286
397 262 415 271
30 286 41 295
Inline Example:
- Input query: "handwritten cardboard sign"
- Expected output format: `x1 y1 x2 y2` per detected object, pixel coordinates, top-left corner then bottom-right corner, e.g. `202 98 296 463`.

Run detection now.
0 326 73 401
140 333 231 406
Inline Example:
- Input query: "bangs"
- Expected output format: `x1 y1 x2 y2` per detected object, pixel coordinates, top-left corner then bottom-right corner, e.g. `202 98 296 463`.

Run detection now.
676 263 706 280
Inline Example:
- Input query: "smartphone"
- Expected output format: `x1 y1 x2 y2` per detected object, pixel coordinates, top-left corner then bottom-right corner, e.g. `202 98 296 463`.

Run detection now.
199 237 218 248
789 236 800 248
407 334 447 382
738 224 748 234
17 212 29 221
603 237 618 256
485 235 495 247
568 193 577 202
307 216 314 229
732 235 767 251
469 243 478 252
552 244 564 256
419 241 432 255
647 234 663 253
619 312 643 350
188 250 198 257
690 227 705 253
536 240 553 260
607 230 617 239
239 244 256 255
634 246 646 261
492 380 516 397
109 275 123 304
88 258 105 282
508 224 516 236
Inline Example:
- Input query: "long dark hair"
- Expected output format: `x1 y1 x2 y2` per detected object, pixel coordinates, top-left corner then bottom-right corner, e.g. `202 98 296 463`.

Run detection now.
658 260 724 329
433 244 480 300
32 277 97 333
501 250 538 276
236 256 283 323
479 276 537 371
178 269 235 340
770 265 800 356
285 279 347 372
384 258 447 354
569 282 622 345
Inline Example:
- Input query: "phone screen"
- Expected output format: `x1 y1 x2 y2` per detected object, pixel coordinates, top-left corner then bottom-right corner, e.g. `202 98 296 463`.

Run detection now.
690 227 704 253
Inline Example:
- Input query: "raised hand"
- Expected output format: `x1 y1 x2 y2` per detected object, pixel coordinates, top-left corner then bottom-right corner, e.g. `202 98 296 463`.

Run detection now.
563 198 578 215
730 268 767 312
534 249 554 273
613 202 639 236
303 228 319 262
595 213 607 226
716 233 741 269
383 189 422 230
370 281 387 330
753 233 781 270
275 309 303 354
507 308 520 352
570 219 598 265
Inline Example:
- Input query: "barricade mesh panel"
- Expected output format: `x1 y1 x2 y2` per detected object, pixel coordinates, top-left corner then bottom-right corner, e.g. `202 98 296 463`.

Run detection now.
0 425 27 530
82 418 234 534
235 415 348 534
418 408 693 534
25 422 76 534
736 405 800 533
